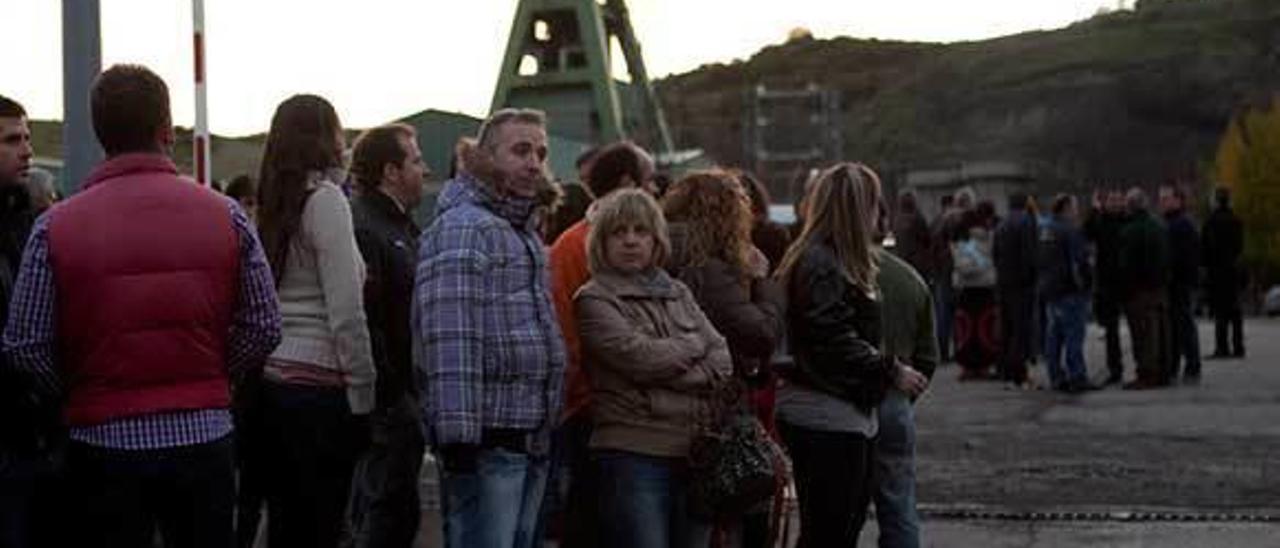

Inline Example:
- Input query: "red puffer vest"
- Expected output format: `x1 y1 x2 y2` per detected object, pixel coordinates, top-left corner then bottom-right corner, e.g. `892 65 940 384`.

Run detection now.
47 154 238 427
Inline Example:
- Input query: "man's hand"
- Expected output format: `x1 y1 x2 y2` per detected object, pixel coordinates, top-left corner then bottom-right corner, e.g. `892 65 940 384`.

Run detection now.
895 362 929 397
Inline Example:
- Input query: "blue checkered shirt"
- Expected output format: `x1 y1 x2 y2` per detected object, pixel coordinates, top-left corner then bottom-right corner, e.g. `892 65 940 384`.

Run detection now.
414 175 565 447
3 200 282 450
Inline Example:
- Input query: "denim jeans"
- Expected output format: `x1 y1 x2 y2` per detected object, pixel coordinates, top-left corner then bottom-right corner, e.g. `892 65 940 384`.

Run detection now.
873 390 920 548
595 450 712 548
347 399 426 548
439 447 549 548
66 436 236 548
1045 293 1090 388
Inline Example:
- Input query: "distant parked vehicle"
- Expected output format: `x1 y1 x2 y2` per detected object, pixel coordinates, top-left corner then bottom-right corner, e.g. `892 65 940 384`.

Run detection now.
1264 286 1280 317
769 204 796 226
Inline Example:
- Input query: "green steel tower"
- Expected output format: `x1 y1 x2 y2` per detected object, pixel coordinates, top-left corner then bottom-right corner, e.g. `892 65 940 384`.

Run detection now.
491 0 674 155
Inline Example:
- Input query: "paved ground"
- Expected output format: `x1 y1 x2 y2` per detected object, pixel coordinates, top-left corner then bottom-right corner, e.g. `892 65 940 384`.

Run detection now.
412 318 1280 546
896 317 1280 545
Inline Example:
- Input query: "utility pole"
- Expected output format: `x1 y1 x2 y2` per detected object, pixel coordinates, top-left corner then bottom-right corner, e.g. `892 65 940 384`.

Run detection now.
192 0 211 185
61 0 102 192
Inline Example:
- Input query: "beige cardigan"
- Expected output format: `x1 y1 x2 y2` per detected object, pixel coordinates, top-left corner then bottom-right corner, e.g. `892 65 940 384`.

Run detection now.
266 177 376 414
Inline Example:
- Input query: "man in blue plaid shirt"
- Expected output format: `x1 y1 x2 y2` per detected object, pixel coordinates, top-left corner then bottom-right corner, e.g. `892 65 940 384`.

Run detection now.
415 109 566 548
1 65 282 548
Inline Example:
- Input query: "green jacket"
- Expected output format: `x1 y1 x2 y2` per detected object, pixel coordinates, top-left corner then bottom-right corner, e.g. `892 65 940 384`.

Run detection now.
1117 210 1169 293
876 250 939 380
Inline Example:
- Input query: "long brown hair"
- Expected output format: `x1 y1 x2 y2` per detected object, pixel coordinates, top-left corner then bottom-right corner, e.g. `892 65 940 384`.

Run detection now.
775 162 883 297
663 170 754 278
256 94 343 284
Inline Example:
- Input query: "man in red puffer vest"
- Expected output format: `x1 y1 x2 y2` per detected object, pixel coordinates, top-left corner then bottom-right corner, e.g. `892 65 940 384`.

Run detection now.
2 64 282 548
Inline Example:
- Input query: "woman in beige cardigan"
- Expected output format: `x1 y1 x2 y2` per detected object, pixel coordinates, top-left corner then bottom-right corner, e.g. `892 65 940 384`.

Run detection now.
253 94 375 548
575 189 732 548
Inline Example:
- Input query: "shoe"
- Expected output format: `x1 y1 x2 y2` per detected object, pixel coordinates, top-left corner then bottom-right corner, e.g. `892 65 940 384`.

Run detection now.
1065 381 1099 394
1103 373 1123 386
1205 353 1230 361
1183 374 1202 385
1123 379 1159 391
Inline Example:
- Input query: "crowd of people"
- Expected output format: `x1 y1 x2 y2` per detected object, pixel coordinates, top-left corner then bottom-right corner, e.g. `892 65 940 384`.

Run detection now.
892 182 1246 393
0 61 1247 548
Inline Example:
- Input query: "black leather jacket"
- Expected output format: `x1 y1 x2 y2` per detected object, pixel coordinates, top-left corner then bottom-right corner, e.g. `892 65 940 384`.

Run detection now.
785 243 895 412
0 183 57 456
351 190 421 415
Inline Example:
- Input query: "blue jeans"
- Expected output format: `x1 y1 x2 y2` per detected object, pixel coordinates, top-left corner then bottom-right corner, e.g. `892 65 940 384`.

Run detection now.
873 390 920 548
439 447 549 548
595 450 712 548
1045 294 1089 388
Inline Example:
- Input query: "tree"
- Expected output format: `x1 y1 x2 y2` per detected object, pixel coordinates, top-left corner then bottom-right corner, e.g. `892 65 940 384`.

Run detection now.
1213 97 1280 283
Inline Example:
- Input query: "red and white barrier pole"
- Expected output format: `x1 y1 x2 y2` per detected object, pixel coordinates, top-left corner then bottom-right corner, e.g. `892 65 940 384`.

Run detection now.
193 0 210 186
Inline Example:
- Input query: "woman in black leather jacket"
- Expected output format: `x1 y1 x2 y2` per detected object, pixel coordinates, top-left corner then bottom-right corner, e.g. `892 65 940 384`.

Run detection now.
773 163 927 547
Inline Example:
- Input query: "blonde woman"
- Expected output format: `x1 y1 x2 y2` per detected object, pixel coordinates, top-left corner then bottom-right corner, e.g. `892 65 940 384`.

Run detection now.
774 163 928 547
574 189 733 548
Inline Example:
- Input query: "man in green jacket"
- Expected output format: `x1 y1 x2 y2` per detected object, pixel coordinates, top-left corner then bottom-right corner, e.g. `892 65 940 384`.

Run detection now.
872 203 938 548
1117 188 1171 389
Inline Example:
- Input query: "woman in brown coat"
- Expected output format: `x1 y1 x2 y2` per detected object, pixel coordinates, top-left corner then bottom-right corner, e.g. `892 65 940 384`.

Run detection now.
575 188 733 548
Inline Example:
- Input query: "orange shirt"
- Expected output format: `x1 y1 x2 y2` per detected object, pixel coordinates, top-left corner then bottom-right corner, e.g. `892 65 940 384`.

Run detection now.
550 219 593 422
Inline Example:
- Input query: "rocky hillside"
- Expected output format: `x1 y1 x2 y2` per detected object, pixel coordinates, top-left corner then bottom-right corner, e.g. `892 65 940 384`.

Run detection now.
656 0 1280 193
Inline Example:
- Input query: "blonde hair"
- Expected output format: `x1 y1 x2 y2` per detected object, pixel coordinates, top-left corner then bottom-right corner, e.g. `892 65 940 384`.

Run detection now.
662 170 754 279
587 188 671 275
775 162 883 296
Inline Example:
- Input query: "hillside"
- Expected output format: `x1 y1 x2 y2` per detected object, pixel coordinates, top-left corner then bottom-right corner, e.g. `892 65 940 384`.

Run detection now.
656 0 1280 194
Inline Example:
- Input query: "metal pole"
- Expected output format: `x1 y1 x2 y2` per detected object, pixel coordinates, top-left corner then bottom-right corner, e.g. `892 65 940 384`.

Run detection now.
61 0 102 193
192 0 211 186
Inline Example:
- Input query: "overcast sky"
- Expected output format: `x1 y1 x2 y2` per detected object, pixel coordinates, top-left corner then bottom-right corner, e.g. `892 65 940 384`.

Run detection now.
3 0 1124 136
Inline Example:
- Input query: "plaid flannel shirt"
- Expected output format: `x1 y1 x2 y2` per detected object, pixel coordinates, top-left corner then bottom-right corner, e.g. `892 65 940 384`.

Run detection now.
414 175 565 447
3 200 282 450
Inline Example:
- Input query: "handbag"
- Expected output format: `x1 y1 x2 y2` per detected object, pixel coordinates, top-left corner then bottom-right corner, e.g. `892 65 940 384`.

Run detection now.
687 378 792 519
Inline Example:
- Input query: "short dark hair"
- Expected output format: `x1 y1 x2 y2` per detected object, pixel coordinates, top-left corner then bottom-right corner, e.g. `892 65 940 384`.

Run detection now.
224 174 256 201
897 190 919 215
1160 184 1187 203
576 145 601 169
1051 194 1075 216
586 142 647 199
1215 186 1231 208
940 194 955 208
351 123 416 191
91 64 171 155
1008 193 1029 211
0 95 26 118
